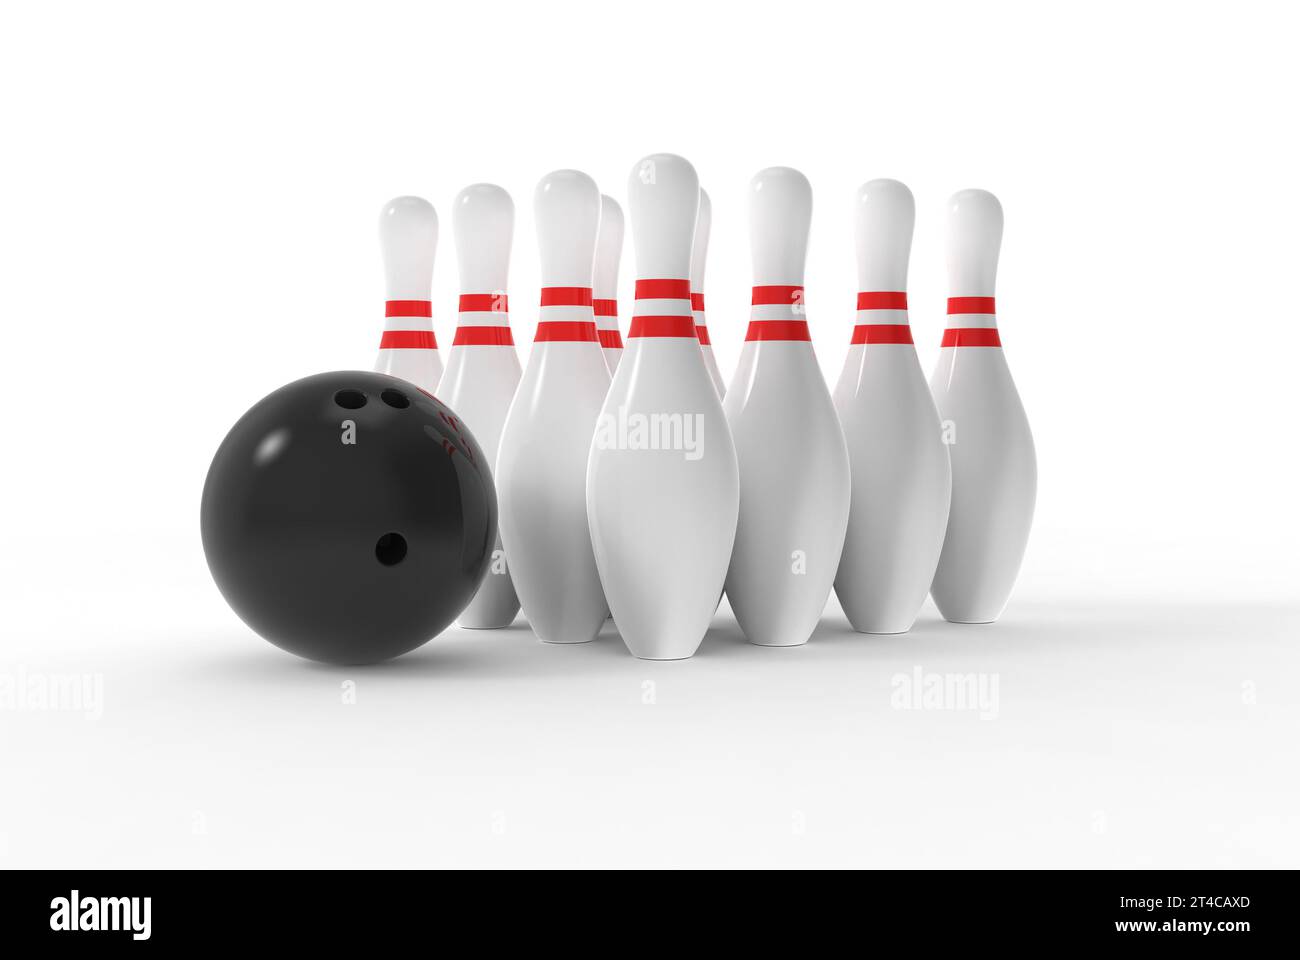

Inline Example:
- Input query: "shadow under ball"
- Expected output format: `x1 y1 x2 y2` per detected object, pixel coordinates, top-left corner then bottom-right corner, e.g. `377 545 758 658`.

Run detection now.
201 371 497 664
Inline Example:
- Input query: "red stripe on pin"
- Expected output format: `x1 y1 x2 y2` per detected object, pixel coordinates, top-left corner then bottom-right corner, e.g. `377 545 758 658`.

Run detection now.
696 326 711 345
453 326 514 346
593 299 618 317
598 329 623 348
857 291 908 311
385 300 432 318
942 328 1002 347
691 293 705 311
746 320 811 342
540 287 593 307
379 330 437 349
635 279 692 300
459 293 507 313
535 320 598 342
852 324 913 345
751 285 804 306
629 315 697 338
947 296 996 314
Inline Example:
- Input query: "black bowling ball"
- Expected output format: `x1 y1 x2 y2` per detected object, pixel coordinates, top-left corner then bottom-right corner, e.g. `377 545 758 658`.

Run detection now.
201 371 496 664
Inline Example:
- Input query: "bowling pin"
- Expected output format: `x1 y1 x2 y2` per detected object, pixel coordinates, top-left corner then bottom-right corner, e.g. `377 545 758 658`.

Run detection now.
929 188 1036 622
375 196 442 392
692 188 725 397
437 184 523 629
594 194 625 373
587 153 739 660
496 170 610 644
723 167 850 647
833 179 951 634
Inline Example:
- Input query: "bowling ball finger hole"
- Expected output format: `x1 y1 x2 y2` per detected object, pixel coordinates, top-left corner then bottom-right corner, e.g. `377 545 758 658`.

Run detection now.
380 388 410 409
374 532 407 566
334 389 368 410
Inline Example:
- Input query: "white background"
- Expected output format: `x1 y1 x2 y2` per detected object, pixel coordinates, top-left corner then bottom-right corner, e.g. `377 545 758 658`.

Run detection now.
2 0 1297 868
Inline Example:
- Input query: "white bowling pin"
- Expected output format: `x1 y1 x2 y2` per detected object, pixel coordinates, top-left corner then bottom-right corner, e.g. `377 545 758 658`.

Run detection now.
723 167 850 647
833 179 952 634
594 194 625 373
497 170 610 644
929 188 1036 622
692 188 725 397
437 184 523 629
586 153 739 660
375 196 442 392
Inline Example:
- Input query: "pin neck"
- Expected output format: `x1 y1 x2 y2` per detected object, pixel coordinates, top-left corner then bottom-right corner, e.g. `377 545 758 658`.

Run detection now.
941 328 1002 347
381 299 436 344
745 285 810 341
851 325 913 345
849 290 912 344
745 320 810 342
452 293 512 341
533 320 598 344
948 296 996 315
379 330 438 350
943 296 999 342
630 278 694 338
634 279 691 304
752 285 804 304
458 293 509 314
540 287 593 307
628 316 697 338
533 286 597 343
750 285 805 321
386 299 432 318
453 326 515 346
857 291 908 311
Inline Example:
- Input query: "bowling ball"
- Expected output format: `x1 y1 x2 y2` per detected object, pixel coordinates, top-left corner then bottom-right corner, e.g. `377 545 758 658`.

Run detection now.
201 371 496 664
